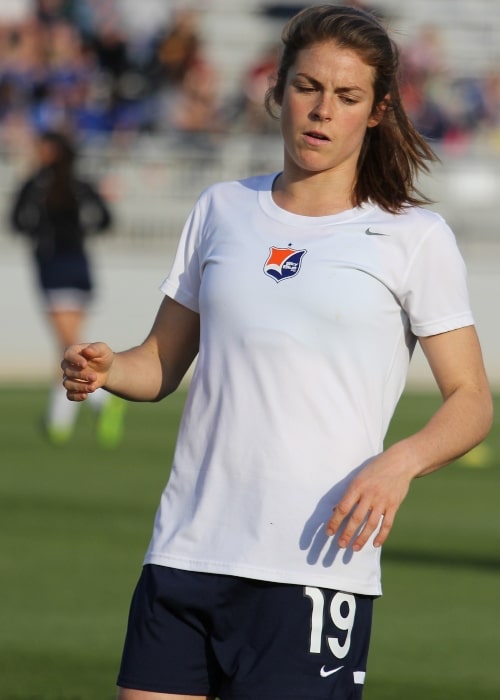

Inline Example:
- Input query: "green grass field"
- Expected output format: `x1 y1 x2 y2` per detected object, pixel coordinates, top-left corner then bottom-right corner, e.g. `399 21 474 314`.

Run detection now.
0 385 498 700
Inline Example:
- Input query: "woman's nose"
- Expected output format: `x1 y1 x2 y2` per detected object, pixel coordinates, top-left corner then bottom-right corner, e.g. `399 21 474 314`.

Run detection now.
311 95 333 121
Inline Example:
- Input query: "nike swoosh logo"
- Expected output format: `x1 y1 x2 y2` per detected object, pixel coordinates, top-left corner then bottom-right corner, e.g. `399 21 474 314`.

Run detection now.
320 665 344 678
365 227 389 236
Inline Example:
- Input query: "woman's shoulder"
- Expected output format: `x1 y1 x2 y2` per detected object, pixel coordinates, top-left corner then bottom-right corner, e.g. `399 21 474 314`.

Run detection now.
371 203 451 238
402 204 447 225
373 202 444 224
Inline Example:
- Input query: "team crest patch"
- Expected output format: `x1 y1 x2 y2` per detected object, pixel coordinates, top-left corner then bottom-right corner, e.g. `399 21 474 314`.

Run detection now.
263 246 307 283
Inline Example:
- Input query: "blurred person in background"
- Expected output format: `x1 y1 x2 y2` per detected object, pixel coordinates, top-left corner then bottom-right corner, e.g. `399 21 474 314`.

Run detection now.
154 8 201 88
400 23 453 142
151 8 226 145
167 47 225 146
10 129 125 446
62 5 492 699
32 20 99 134
233 42 281 133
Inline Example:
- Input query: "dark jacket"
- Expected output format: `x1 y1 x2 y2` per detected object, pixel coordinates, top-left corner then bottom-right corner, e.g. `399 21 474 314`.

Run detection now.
10 166 112 260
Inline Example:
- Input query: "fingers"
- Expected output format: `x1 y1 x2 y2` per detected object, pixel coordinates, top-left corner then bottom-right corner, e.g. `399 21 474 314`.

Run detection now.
61 343 104 400
79 341 109 361
62 373 92 402
373 512 394 548
62 363 96 401
62 343 89 371
326 486 400 552
62 341 105 368
325 454 412 552
327 500 387 552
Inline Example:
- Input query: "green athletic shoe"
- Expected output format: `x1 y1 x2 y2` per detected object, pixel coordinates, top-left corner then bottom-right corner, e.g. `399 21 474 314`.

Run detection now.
96 395 126 448
46 424 73 446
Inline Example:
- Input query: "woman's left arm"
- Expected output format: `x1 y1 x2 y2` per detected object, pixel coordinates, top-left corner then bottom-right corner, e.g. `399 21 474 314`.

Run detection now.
405 324 493 475
326 325 493 551
79 181 113 232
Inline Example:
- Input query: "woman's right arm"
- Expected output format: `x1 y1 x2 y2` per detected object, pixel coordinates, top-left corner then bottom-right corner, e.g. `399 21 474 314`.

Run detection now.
61 296 200 402
10 180 37 233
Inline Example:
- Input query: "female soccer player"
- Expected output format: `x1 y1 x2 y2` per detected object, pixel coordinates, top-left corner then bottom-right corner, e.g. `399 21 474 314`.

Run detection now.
61 5 492 699
12 130 124 446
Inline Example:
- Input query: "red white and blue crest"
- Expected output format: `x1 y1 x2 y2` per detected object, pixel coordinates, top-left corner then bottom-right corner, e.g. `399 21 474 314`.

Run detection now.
263 246 307 283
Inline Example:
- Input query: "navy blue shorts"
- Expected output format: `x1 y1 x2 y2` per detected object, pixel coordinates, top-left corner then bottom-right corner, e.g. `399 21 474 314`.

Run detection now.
35 250 93 293
117 565 374 700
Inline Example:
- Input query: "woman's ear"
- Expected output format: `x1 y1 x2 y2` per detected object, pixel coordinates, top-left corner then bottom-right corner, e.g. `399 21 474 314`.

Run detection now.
368 94 390 128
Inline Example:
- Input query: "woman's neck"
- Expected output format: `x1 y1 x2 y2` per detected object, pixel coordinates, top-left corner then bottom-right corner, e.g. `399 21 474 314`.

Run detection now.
272 171 355 216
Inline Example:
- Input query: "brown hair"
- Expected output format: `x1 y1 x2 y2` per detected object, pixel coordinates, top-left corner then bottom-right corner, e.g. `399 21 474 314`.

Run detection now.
265 4 439 213
39 130 78 213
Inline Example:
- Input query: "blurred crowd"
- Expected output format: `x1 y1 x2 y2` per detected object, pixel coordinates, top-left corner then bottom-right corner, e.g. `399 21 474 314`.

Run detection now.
400 23 500 154
0 0 499 155
0 0 227 154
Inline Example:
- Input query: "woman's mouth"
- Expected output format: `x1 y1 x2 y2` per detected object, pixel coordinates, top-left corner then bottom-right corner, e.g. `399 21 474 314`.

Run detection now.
303 131 330 144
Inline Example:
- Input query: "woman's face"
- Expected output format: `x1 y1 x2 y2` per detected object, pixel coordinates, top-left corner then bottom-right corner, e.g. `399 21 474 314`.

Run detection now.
279 41 383 182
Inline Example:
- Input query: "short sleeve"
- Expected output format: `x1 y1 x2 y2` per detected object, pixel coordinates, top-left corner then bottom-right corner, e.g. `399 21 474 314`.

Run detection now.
160 198 204 313
400 219 474 337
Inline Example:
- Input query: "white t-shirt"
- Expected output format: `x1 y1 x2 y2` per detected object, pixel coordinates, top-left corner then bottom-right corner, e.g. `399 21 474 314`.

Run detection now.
144 173 474 595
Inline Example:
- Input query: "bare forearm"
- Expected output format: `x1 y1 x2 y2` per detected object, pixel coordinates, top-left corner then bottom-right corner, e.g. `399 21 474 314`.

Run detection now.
388 384 493 479
103 343 169 402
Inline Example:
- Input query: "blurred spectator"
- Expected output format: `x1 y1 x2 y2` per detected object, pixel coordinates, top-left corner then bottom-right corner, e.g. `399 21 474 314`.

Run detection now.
92 24 129 81
154 9 202 88
34 21 95 133
152 9 226 145
0 19 47 127
400 67 452 142
400 24 455 143
167 50 225 144
234 43 281 133
403 23 447 80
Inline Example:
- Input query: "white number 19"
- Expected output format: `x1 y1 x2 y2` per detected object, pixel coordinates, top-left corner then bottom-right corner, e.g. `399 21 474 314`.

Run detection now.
304 587 356 659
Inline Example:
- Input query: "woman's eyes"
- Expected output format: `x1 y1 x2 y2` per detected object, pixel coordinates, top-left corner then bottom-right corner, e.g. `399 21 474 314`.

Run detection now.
340 95 358 105
294 84 359 105
295 83 316 93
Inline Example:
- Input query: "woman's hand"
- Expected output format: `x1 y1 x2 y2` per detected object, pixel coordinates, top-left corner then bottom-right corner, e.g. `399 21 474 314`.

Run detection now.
326 446 414 551
61 342 115 401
